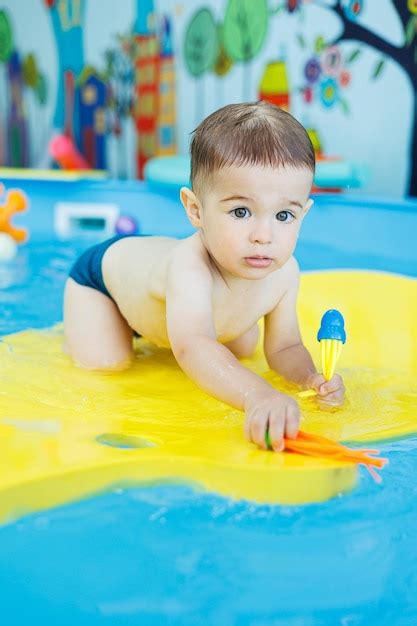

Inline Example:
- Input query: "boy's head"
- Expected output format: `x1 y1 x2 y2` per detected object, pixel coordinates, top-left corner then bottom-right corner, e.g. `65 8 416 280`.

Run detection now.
190 101 315 195
181 102 315 280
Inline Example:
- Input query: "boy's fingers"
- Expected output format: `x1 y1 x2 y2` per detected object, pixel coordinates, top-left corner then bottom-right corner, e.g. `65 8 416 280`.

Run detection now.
325 390 344 402
243 414 252 440
319 375 344 395
250 412 269 449
309 373 325 391
268 412 285 452
318 391 344 407
284 404 300 440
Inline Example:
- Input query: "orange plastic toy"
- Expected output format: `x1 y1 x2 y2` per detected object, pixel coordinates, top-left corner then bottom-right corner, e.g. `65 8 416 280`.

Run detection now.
0 184 28 243
266 429 388 483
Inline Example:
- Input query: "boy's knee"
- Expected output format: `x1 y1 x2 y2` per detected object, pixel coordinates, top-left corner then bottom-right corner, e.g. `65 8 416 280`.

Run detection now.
64 343 133 371
75 354 133 371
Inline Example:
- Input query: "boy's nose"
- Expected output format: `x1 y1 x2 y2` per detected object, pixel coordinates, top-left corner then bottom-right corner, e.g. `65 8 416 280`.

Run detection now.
249 221 273 244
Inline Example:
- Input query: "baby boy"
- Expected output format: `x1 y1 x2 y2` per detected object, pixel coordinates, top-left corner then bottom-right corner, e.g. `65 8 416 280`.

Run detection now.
64 101 345 452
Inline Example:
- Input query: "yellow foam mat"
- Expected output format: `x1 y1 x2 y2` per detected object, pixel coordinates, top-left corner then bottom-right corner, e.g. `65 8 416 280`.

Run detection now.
0 271 416 520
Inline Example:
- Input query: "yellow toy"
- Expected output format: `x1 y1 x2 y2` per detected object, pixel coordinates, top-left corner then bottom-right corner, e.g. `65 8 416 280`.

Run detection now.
318 309 346 379
0 183 28 243
299 309 346 398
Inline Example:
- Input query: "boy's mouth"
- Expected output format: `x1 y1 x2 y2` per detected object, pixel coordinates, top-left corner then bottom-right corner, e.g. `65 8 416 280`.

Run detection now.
244 256 273 268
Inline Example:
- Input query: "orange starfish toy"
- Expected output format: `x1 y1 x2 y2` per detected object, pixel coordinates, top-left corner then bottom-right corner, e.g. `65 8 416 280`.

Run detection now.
0 184 28 243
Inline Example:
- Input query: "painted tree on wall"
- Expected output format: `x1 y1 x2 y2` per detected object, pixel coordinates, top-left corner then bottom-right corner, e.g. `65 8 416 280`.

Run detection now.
105 38 135 178
183 8 218 124
43 0 109 170
0 10 47 166
223 0 268 100
276 0 417 197
184 0 268 114
43 0 85 141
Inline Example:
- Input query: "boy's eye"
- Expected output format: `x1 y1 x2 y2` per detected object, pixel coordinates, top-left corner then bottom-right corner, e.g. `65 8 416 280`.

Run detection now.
276 210 295 223
231 207 250 218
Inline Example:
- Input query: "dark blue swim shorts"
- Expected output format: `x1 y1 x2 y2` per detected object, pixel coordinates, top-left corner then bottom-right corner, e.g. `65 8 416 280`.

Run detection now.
69 234 137 299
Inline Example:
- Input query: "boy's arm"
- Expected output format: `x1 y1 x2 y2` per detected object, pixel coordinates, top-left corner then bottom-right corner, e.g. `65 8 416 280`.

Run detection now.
166 252 274 410
264 258 345 404
263 259 316 389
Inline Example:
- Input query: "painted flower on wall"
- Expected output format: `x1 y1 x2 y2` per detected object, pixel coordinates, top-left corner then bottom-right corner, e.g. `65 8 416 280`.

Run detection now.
287 0 301 12
321 46 342 77
339 69 351 88
272 0 417 196
320 78 338 108
342 0 364 21
271 0 312 18
301 39 351 112
303 85 313 103
408 0 417 14
304 57 321 84
314 36 326 54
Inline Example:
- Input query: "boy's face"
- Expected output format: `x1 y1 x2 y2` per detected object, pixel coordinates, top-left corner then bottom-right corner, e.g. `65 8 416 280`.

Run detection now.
181 164 313 280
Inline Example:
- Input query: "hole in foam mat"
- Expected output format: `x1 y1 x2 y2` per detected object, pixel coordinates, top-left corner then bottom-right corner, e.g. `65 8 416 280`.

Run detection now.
96 433 157 449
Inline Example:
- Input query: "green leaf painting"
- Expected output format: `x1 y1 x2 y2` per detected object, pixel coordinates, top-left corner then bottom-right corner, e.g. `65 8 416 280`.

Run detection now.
346 48 361 64
405 15 417 47
184 8 218 77
36 73 47 106
214 23 233 76
23 53 39 88
223 0 268 63
339 97 350 115
371 58 385 80
297 33 306 49
0 10 13 63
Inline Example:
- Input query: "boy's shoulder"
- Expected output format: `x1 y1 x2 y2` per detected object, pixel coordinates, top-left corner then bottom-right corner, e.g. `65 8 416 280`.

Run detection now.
167 233 213 283
170 233 211 269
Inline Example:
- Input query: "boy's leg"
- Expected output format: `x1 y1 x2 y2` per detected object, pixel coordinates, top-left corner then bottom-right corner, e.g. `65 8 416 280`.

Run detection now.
63 277 133 370
224 324 259 359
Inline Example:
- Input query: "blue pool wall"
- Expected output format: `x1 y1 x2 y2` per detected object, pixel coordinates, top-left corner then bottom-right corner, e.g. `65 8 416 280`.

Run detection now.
3 177 417 278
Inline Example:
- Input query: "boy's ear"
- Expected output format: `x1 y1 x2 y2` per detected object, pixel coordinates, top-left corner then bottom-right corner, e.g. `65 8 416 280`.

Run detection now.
303 198 314 216
180 187 203 228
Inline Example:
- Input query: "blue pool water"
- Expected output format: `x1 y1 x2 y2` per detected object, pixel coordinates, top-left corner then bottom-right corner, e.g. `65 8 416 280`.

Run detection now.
1 183 416 625
0 440 417 626
1 442 417 625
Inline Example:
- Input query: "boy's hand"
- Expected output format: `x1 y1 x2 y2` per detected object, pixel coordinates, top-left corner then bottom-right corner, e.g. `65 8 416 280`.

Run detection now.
308 373 345 407
243 389 300 452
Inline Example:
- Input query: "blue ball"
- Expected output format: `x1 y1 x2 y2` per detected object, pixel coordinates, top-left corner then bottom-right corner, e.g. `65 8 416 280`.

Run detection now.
115 215 139 235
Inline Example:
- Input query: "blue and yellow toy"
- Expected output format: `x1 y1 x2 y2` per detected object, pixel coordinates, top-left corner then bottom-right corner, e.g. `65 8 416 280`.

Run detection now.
299 309 346 398
318 309 346 381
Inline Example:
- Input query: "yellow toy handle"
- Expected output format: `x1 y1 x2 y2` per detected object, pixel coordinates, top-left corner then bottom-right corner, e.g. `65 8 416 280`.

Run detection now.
298 310 346 398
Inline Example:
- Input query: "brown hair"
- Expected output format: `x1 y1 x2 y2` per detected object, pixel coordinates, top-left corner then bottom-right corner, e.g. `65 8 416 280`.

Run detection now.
190 101 315 192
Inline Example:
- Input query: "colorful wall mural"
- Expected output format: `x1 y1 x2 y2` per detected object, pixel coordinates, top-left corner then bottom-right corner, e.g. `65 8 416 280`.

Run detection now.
0 0 176 178
0 10 47 167
133 0 176 178
182 0 417 197
0 0 415 197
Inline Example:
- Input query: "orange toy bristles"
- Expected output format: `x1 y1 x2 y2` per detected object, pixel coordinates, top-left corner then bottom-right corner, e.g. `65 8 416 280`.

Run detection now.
267 430 388 483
